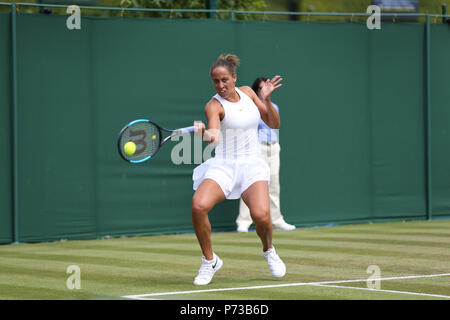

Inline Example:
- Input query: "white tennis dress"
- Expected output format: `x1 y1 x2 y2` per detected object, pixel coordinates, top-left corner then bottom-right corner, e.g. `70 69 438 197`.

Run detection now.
193 87 270 199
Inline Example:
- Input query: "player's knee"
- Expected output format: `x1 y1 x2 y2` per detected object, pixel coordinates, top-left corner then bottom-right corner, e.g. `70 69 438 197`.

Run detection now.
191 198 210 216
251 208 270 225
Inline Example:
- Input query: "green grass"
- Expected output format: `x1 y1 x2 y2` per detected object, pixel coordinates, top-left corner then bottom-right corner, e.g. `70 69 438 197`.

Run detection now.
1 220 450 300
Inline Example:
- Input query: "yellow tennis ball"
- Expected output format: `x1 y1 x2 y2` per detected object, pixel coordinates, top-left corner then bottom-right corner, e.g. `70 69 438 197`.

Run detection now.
152 135 156 140
124 141 136 155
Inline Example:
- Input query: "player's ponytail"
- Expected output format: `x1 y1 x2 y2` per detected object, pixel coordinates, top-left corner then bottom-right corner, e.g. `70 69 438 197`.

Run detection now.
210 54 240 76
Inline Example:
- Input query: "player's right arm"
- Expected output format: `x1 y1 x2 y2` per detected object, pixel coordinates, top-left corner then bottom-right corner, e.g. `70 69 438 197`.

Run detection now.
194 98 223 146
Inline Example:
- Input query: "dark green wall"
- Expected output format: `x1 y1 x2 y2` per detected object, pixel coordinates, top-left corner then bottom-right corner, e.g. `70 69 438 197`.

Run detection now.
1 12 449 243
241 22 428 225
430 24 450 218
0 13 12 243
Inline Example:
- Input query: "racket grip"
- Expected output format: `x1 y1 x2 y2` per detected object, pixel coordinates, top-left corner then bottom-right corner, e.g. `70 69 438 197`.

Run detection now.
173 126 195 135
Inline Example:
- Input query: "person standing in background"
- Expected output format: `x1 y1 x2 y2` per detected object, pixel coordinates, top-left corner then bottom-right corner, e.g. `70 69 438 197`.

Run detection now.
236 77 296 233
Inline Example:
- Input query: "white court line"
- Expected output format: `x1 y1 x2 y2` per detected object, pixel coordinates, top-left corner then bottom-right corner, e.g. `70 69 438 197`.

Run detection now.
311 283 450 299
122 273 450 300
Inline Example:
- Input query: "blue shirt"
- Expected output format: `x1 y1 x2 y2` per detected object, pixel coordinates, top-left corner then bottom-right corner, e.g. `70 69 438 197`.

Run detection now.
258 102 279 143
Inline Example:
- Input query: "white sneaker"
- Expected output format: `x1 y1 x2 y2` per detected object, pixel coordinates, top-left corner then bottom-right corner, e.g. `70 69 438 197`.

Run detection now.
263 247 286 278
273 222 296 231
193 253 223 285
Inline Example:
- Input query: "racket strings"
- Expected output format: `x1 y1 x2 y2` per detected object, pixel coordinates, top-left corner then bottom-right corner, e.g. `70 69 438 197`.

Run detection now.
120 122 161 161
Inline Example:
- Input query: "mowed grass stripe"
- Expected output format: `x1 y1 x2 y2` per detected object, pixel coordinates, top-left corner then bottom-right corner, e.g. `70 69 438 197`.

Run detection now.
332 277 450 298
0 270 155 300
1 239 446 273
163 285 351 300
1 220 450 299
268 242 448 261
0 244 269 267
0 283 81 300
270 239 450 275
5 234 449 262
0 245 301 292
298 228 450 238
0 256 198 280
220 234 450 248
0 268 79 296
0 244 375 297
0 256 202 298
380 279 450 297
273 227 450 240
159 284 435 300
276 221 450 235
276 236 450 248
4 235 442 281
0 250 202 276
275 241 450 259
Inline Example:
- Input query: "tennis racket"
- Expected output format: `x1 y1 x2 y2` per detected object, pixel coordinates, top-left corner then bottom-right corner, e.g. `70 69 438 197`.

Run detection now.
117 119 195 163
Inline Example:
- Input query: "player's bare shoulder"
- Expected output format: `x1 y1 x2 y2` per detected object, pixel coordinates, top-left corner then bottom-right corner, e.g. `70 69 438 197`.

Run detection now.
239 86 257 99
205 97 224 120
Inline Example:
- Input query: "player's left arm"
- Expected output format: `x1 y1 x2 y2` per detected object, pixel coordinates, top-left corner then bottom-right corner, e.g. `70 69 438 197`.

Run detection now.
240 76 282 129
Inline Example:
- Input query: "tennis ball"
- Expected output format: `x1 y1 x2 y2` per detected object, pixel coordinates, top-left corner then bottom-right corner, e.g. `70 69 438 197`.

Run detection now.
124 141 136 155
152 135 157 140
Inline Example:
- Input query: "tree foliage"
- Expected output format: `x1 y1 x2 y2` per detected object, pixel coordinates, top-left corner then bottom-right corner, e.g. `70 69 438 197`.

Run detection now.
115 0 267 19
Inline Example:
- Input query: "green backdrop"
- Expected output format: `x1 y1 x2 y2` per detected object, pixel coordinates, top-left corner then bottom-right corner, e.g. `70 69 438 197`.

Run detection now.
1 12 449 243
430 25 450 217
0 13 12 243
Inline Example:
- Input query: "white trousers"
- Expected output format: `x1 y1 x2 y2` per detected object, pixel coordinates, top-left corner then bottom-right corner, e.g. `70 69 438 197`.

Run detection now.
237 142 285 226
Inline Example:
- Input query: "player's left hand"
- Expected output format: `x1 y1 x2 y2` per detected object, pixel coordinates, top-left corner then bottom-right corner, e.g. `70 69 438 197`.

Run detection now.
259 75 283 101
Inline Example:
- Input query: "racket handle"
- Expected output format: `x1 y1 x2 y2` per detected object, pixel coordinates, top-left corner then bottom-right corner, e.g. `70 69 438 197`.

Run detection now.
173 125 195 135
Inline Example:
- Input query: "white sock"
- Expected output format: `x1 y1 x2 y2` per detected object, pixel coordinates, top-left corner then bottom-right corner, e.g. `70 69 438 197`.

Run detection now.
205 253 216 263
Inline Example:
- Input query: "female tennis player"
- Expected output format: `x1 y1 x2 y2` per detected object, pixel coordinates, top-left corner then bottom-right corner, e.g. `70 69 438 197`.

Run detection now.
191 54 286 285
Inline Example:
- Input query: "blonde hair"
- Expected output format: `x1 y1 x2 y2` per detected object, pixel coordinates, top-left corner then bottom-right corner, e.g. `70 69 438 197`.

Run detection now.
210 54 240 76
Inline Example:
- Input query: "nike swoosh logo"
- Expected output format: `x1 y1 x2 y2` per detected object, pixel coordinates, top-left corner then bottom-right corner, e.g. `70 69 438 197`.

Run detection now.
212 259 217 269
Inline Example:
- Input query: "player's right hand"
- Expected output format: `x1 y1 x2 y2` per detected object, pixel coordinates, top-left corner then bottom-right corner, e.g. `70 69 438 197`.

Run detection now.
194 121 206 137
